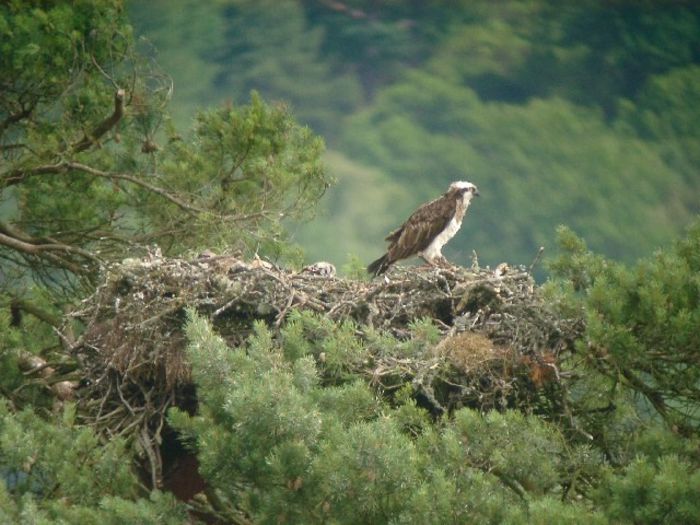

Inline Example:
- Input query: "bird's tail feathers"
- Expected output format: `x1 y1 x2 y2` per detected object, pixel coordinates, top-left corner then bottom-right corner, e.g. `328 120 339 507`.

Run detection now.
367 254 390 276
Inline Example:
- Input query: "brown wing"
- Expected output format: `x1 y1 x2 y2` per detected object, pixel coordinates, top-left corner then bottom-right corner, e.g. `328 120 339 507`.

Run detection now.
385 194 456 262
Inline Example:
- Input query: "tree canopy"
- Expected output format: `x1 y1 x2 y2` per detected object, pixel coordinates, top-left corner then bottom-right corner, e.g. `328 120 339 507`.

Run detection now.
1 0 329 306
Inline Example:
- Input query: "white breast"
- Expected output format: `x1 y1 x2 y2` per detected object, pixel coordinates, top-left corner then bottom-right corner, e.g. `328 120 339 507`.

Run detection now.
422 217 462 261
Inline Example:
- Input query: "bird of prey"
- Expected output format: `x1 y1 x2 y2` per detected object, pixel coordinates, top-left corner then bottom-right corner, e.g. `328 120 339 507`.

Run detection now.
367 181 480 276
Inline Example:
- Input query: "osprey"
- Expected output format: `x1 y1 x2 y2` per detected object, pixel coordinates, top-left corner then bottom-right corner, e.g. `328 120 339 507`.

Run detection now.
367 181 480 276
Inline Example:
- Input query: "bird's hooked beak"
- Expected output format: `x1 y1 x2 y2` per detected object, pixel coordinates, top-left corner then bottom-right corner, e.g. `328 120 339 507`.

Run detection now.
473 187 480 197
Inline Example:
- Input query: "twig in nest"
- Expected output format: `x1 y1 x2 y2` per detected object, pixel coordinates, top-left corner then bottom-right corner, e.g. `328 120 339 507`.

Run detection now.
274 290 297 327
528 246 545 274
140 425 162 489
116 378 136 416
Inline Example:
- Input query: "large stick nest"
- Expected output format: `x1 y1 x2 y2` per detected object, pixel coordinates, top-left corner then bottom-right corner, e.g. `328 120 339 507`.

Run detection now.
67 253 584 488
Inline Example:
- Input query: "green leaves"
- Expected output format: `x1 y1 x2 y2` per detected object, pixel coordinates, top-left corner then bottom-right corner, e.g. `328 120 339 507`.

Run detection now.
596 455 700 525
1 0 330 300
552 221 700 432
175 310 611 523
130 91 329 259
0 400 185 523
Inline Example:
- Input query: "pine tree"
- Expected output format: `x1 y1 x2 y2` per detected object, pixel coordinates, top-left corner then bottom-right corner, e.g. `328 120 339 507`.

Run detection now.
169 310 605 523
551 221 700 434
0 401 186 523
1 0 329 307
1 2 329 521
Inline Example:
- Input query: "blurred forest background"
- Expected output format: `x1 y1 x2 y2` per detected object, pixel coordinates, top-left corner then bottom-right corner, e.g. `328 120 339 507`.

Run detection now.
129 0 700 271
3 2 700 522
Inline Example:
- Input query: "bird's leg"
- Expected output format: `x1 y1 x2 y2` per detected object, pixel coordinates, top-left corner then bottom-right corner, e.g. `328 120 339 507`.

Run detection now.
418 253 435 268
428 255 457 270
436 255 451 267
420 254 451 269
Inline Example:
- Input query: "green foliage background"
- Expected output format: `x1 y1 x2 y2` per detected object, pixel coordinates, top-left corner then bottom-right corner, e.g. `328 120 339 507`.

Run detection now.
2 1 700 523
130 0 700 269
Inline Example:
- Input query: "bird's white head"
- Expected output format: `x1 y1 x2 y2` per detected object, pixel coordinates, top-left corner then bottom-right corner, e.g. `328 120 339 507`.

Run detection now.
448 181 480 201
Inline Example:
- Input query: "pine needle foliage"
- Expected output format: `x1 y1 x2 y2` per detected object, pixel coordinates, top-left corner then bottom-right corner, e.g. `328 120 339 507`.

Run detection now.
170 310 604 524
551 222 700 433
0 401 185 523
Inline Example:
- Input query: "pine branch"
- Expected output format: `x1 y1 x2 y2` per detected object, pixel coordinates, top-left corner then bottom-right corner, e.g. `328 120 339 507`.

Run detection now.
0 101 36 136
10 297 61 328
71 89 125 153
65 162 208 215
0 224 99 261
4 161 278 224
0 220 99 276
